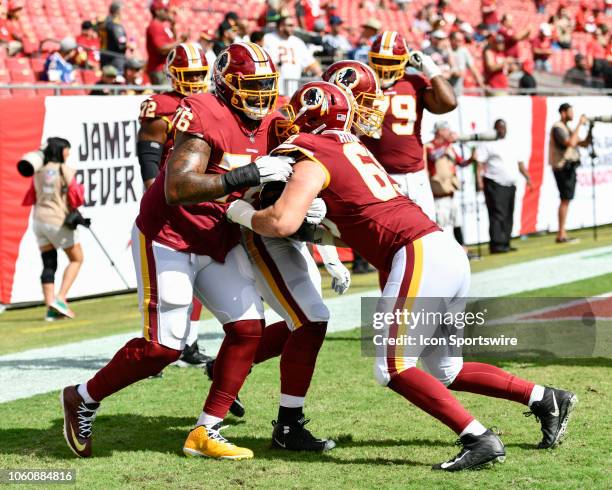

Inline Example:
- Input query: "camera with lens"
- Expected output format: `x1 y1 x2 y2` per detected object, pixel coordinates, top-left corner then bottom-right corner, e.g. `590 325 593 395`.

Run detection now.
17 149 45 177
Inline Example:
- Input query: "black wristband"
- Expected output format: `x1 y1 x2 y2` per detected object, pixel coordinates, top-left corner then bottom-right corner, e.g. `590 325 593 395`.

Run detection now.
137 140 163 181
220 163 261 194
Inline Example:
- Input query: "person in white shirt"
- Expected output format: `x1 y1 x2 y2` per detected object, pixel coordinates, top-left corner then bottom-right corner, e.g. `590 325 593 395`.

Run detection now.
263 16 322 95
475 119 532 254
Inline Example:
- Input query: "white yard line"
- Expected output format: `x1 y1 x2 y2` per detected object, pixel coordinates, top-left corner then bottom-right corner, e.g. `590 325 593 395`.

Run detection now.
1 245 612 404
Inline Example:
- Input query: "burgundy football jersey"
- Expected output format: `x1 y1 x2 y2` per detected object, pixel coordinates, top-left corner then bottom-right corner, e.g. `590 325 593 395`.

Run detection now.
136 93 279 260
138 91 184 168
361 73 430 174
272 131 439 272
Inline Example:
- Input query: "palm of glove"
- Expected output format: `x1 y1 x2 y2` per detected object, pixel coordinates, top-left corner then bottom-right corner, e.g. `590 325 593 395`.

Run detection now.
325 261 351 295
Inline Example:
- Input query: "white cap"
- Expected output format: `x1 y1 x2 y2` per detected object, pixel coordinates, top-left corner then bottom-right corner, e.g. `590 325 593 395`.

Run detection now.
60 36 77 52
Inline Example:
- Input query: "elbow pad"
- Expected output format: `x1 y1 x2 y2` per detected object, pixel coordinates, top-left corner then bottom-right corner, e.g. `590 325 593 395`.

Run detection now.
137 141 163 182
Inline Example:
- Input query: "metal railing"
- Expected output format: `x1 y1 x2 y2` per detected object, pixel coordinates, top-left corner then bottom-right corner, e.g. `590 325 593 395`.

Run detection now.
2 81 611 97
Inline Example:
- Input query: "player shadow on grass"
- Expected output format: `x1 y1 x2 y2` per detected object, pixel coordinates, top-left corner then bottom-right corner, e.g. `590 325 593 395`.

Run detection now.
0 414 194 459
0 357 111 370
0 414 452 466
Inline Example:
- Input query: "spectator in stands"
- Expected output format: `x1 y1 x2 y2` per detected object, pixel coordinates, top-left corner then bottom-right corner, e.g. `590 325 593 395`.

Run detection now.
296 0 321 32
518 59 537 93
481 0 499 31
322 16 352 57
499 13 531 60
23 137 85 321
123 58 150 94
484 34 511 93
424 30 455 81
437 0 456 26
476 119 531 254
349 18 381 63
574 1 590 33
449 31 485 95
264 16 322 96
549 103 592 244
146 0 181 85
564 53 594 86
223 12 249 43
199 29 217 68
75 21 100 70
213 21 237 56
43 37 77 84
531 23 553 72
413 8 432 33
394 0 412 12
553 6 573 49
257 0 290 30
0 0 23 56
250 30 265 47
99 1 128 74
588 26 609 79
90 65 120 95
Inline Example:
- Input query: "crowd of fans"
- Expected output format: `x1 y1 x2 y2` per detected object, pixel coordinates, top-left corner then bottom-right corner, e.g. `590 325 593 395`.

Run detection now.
0 0 611 94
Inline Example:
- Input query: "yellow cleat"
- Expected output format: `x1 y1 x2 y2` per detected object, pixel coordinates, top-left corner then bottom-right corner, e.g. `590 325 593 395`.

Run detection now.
183 424 254 460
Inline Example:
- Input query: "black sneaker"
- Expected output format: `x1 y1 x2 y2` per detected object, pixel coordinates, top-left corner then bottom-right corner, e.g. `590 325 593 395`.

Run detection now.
432 429 506 472
524 387 578 449
175 341 213 368
271 417 336 452
204 359 245 418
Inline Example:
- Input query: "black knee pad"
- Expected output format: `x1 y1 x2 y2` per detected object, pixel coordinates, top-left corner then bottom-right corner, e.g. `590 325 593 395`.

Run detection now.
40 249 58 284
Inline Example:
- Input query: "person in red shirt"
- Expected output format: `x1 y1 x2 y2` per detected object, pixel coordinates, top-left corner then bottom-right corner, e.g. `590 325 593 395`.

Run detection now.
498 13 531 60
481 0 499 30
484 34 511 91
228 80 577 472
531 23 554 72
588 26 608 78
146 0 180 84
75 21 100 69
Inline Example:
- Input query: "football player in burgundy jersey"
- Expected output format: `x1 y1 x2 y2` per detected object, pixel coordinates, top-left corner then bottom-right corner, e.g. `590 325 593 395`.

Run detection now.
228 82 577 471
362 31 456 219
363 31 458 288
61 43 294 460
137 42 212 370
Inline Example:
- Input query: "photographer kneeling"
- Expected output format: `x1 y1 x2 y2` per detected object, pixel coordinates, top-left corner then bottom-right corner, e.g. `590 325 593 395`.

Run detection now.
21 137 86 321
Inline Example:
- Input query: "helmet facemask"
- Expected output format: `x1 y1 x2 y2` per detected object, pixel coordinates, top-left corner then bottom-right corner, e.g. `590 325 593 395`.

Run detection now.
275 104 300 140
368 52 408 88
226 73 279 120
169 65 209 95
352 90 384 137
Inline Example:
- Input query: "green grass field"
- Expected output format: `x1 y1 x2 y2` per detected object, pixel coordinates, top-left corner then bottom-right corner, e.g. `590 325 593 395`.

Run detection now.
0 228 611 489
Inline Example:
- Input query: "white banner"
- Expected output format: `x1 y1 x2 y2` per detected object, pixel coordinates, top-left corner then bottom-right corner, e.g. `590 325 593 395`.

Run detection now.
6 95 612 303
10 96 147 303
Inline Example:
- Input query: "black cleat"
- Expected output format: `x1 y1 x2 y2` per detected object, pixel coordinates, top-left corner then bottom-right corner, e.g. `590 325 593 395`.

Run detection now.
525 387 578 449
175 341 213 368
204 359 245 418
271 417 336 452
432 430 505 472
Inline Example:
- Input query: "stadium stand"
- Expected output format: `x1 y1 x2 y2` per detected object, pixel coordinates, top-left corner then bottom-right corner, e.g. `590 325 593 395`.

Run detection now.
0 0 610 94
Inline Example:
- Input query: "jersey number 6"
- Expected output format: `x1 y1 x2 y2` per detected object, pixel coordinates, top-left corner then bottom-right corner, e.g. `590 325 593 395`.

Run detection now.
343 142 399 202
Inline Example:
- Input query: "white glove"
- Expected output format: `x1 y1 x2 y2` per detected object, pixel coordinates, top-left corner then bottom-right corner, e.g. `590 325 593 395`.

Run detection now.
255 155 294 184
305 197 327 225
226 199 255 229
408 50 442 79
317 245 351 295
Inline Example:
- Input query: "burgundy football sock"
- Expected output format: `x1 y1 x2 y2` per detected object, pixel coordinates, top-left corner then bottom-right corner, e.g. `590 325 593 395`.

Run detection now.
280 322 327 397
203 319 264 418
87 338 181 402
254 320 291 364
388 367 474 434
449 362 535 405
